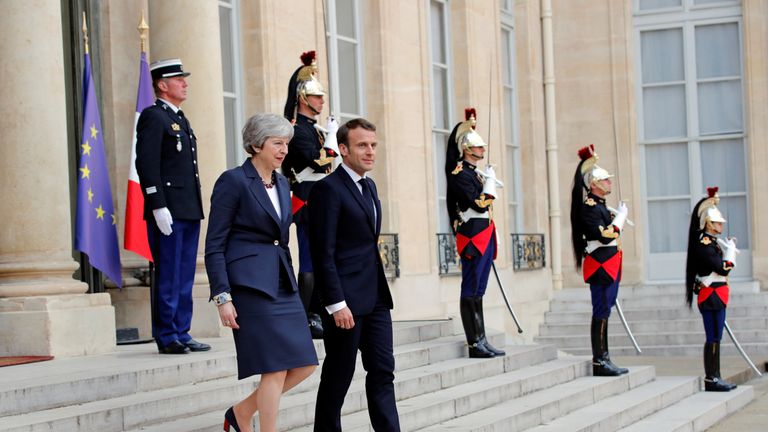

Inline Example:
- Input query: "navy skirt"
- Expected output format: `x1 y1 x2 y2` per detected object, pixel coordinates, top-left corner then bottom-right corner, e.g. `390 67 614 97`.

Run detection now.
231 282 318 379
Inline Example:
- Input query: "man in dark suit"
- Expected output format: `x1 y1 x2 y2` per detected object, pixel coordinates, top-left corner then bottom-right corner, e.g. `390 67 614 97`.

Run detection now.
135 58 210 355
309 118 400 431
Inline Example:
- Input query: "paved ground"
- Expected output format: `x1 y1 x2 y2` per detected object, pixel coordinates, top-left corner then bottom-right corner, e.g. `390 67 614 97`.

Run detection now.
614 354 768 430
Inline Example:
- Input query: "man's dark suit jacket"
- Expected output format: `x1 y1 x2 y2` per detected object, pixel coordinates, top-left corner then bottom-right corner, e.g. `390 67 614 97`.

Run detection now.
204 160 298 300
135 100 204 221
308 167 393 314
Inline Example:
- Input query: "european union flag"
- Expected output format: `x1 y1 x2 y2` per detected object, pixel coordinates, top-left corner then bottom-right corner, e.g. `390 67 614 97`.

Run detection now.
74 52 122 287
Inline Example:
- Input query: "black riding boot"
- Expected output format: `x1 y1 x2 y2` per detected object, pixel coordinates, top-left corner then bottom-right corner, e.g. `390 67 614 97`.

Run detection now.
474 297 505 356
298 272 323 339
460 297 495 358
591 318 628 376
704 342 736 391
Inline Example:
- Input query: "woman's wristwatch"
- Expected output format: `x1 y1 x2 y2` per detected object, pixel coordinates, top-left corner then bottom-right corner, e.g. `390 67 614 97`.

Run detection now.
213 292 232 306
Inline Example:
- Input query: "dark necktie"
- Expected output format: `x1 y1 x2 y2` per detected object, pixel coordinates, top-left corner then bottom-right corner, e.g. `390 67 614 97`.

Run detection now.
177 110 189 131
359 178 375 225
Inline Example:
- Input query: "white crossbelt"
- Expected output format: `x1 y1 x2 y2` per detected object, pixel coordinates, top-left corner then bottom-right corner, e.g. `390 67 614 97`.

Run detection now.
697 273 727 287
294 166 328 183
460 208 490 223
585 239 618 254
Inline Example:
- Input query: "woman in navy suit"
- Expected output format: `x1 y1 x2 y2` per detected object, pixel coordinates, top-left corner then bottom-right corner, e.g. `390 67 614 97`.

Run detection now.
205 113 317 432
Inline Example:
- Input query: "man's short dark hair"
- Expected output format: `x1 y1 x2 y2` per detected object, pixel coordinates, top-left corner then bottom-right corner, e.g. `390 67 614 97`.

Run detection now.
337 118 376 146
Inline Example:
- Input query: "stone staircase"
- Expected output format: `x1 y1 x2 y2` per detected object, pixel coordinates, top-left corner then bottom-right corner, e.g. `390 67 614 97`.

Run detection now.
536 281 768 357
0 320 753 432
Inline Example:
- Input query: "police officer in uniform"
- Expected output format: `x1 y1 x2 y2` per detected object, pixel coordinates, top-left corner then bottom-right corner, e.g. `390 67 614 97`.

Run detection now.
445 108 505 359
136 59 210 354
685 187 737 392
570 145 628 376
283 51 339 339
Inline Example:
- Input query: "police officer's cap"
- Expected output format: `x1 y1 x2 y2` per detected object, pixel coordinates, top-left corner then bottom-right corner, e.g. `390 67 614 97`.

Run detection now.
150 58 191 81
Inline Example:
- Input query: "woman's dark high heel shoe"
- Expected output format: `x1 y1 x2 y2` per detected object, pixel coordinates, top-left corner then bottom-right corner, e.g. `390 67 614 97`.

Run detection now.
223 406 241 432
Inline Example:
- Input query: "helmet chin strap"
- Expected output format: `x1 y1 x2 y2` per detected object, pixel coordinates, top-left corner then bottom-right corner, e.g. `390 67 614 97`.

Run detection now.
590 179 610 195
299 94 321 116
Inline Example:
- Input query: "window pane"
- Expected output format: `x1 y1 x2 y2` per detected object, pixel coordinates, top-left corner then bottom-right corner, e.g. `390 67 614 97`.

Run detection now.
430 1 446 64
338 40 360 115
506 147 518 231
435 131 451 232
641 29 684 84
219 6 234 93
501 28 512 85
503 87 514 144
639 0 681 10
700 139 746 192
336 0 356 39
645 143 690 197
223 96 238 168
695 0 738 4
696 23 740 79
648 199 690 252
718 195 749 248
643 85 687 139
698 80 743 135
432 67 448 129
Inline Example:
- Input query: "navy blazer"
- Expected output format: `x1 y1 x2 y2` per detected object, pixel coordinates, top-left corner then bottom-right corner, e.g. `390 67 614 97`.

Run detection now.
308 167 393 316
205 160 297 300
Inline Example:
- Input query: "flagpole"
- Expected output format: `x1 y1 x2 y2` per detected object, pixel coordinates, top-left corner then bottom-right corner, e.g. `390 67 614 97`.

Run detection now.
138 10 148 53
80 11 103 293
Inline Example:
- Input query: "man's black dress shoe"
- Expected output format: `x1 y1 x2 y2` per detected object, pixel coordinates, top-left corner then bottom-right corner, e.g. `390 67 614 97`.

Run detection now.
184 339 211 352
159 340 190 354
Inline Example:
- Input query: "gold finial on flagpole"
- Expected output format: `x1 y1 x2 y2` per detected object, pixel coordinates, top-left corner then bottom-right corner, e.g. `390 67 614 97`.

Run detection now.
138 10 149 52
82 11 89 55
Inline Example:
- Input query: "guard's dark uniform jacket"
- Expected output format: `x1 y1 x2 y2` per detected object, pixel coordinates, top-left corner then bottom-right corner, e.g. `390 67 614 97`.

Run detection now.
447 160 496 259
282 114 333 223
690 232 733 310
580 193 621 285
135 100 204 221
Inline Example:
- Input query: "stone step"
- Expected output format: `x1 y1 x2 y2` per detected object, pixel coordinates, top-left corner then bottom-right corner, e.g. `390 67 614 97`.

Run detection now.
543 304 768 324
415 366 656 431
559 342 768 357
535 329 767 349
618 385 754 432
0 320 453 418
553 281 759 300
0 335 543 432
523 375 700 431
547 293 768 312
538 316 768 336
122 344 556 432
286 356 592 432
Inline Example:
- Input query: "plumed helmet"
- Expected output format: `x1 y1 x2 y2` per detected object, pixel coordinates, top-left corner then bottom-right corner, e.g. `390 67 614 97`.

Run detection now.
577 144 613 190
455 108 487 153
283 51 326 121
697 186 727 229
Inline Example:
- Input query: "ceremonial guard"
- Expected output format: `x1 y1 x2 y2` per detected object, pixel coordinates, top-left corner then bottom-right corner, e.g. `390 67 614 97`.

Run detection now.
685 187 737 392
283 51 339 339
135 59 210 354
445 108 505 359
569 145 628 376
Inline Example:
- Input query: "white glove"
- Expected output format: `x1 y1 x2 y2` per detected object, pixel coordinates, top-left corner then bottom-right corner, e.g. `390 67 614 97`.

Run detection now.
481 172 498 199
153 207 173 236
324 116 340 156
611 201 628 231
722 237 738 264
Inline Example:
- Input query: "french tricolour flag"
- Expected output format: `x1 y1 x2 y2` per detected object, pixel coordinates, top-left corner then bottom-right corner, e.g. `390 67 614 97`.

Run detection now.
124 51 154 261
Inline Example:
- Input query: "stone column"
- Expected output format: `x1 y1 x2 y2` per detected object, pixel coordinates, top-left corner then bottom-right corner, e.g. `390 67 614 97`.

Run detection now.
0 0 115 356
111 0 229 337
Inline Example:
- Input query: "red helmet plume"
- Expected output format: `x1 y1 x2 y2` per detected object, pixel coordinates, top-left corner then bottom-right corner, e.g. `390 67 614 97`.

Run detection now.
300 51 316 66
577 144 595 162
707 186 719 198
